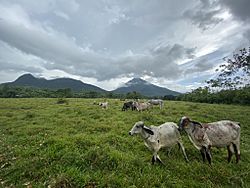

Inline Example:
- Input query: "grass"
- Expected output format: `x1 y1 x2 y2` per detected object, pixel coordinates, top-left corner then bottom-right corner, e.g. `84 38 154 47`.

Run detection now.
0 98 250 187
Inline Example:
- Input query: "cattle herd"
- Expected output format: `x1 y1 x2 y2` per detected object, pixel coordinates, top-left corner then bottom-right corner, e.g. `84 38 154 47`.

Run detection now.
96 99 241 165
122 99 163 111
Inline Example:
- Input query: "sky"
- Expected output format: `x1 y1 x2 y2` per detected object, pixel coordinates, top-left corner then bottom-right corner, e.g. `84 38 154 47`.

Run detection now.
0 0 249 92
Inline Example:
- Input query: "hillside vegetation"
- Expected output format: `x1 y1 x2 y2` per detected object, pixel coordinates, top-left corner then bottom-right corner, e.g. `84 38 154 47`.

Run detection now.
0 98 250 187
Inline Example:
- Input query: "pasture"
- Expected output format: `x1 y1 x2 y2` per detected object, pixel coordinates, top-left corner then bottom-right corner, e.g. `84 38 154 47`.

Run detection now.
0 98 250 187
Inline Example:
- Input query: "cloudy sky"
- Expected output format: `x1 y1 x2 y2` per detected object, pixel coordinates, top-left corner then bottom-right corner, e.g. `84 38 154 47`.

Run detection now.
0 0 249 92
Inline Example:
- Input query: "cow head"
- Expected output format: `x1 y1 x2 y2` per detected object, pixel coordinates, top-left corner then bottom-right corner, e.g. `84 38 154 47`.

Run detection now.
129 121 154 136
178 116 191 131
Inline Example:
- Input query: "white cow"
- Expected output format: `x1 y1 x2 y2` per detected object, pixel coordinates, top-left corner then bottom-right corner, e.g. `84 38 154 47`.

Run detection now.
129 121 189 164
148 99 164 109
99 102 108 109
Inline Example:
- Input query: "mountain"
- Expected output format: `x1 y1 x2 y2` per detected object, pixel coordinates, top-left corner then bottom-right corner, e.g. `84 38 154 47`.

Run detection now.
3 74 106 92
112 78 180 97
2 74 181 96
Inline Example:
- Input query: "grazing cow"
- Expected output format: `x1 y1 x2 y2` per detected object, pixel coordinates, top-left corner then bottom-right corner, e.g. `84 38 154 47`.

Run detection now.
129 121 189 164
134 102 152 112
122 101 136 111
99 102 108 109
148 99 164 109
178 116 241 164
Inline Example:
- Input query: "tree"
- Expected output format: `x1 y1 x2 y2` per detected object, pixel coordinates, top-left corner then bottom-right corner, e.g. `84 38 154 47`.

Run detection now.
207 47 250 89
55 88 72 98
126 91 143 99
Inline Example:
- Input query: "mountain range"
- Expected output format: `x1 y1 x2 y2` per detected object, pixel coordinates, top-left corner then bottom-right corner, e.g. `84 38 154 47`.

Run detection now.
1 74 181 96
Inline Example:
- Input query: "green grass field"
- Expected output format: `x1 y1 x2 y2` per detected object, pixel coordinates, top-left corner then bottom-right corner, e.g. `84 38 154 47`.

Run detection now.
0 98 250 187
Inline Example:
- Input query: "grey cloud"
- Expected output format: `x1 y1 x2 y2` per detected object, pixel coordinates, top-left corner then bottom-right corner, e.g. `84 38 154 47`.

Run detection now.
0 59 42 73
0 7 197 81
3 0 79 14
192 59 214 72
181 51 224 76
0 20 93 68
114 44 196 80
152 44 196 59
54 10 70 21
183 0 223 30
243 29 250 42
218 0 250 42
219 0 250 21
0 41 43 74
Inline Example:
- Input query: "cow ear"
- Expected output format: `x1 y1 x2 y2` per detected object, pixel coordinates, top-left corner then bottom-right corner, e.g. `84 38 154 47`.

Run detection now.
142 126 154 135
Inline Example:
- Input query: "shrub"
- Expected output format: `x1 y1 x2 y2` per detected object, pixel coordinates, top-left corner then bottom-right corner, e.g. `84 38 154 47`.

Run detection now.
56 98 69 104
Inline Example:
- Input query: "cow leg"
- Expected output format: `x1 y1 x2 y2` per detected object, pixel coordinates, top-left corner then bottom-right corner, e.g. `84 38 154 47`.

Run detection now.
200 147 206 162
205 146 212 165
151 155 156 165
227 145 233 163
166 147 172 156
156 155 164 165
178 142 189 162
232 143 240 163
152 153 163 165
177 142 181 150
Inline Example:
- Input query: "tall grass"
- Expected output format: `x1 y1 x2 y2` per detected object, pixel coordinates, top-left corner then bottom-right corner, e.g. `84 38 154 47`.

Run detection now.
0 98 250 187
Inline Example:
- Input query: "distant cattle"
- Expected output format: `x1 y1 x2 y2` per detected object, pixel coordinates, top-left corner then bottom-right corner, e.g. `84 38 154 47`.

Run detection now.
99 102 108 109
122 101 136 111
148 99 164 109
134 102 152 112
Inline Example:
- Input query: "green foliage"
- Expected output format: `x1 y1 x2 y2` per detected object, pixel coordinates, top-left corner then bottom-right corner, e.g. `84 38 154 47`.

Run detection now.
0 99 250 187
207 47 250 89
55 88 73 98
178 86 250 105
0 86 151 99
56 98 69 105
125 91 143 99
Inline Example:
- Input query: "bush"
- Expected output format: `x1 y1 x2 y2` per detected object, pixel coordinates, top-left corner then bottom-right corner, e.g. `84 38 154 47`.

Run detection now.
56 98 69 104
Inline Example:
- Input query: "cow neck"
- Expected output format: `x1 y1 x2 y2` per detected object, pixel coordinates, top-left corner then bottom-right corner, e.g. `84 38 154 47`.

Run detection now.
141 129 151 140
190 121 202 133
184 122 196 135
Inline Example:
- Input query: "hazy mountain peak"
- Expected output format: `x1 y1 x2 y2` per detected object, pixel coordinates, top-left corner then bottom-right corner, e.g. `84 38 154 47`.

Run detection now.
113 77 180 96
16 73 35 80
126 78 148 85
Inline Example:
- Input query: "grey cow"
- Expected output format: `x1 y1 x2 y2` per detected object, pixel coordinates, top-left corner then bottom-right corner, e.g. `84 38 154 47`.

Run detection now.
178 116 241 164
134 102 152 112
148 99 164 109
129 121 189 164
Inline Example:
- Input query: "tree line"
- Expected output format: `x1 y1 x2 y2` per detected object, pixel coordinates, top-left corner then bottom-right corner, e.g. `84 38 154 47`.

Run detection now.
0 85 150 99
176 86 250 105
